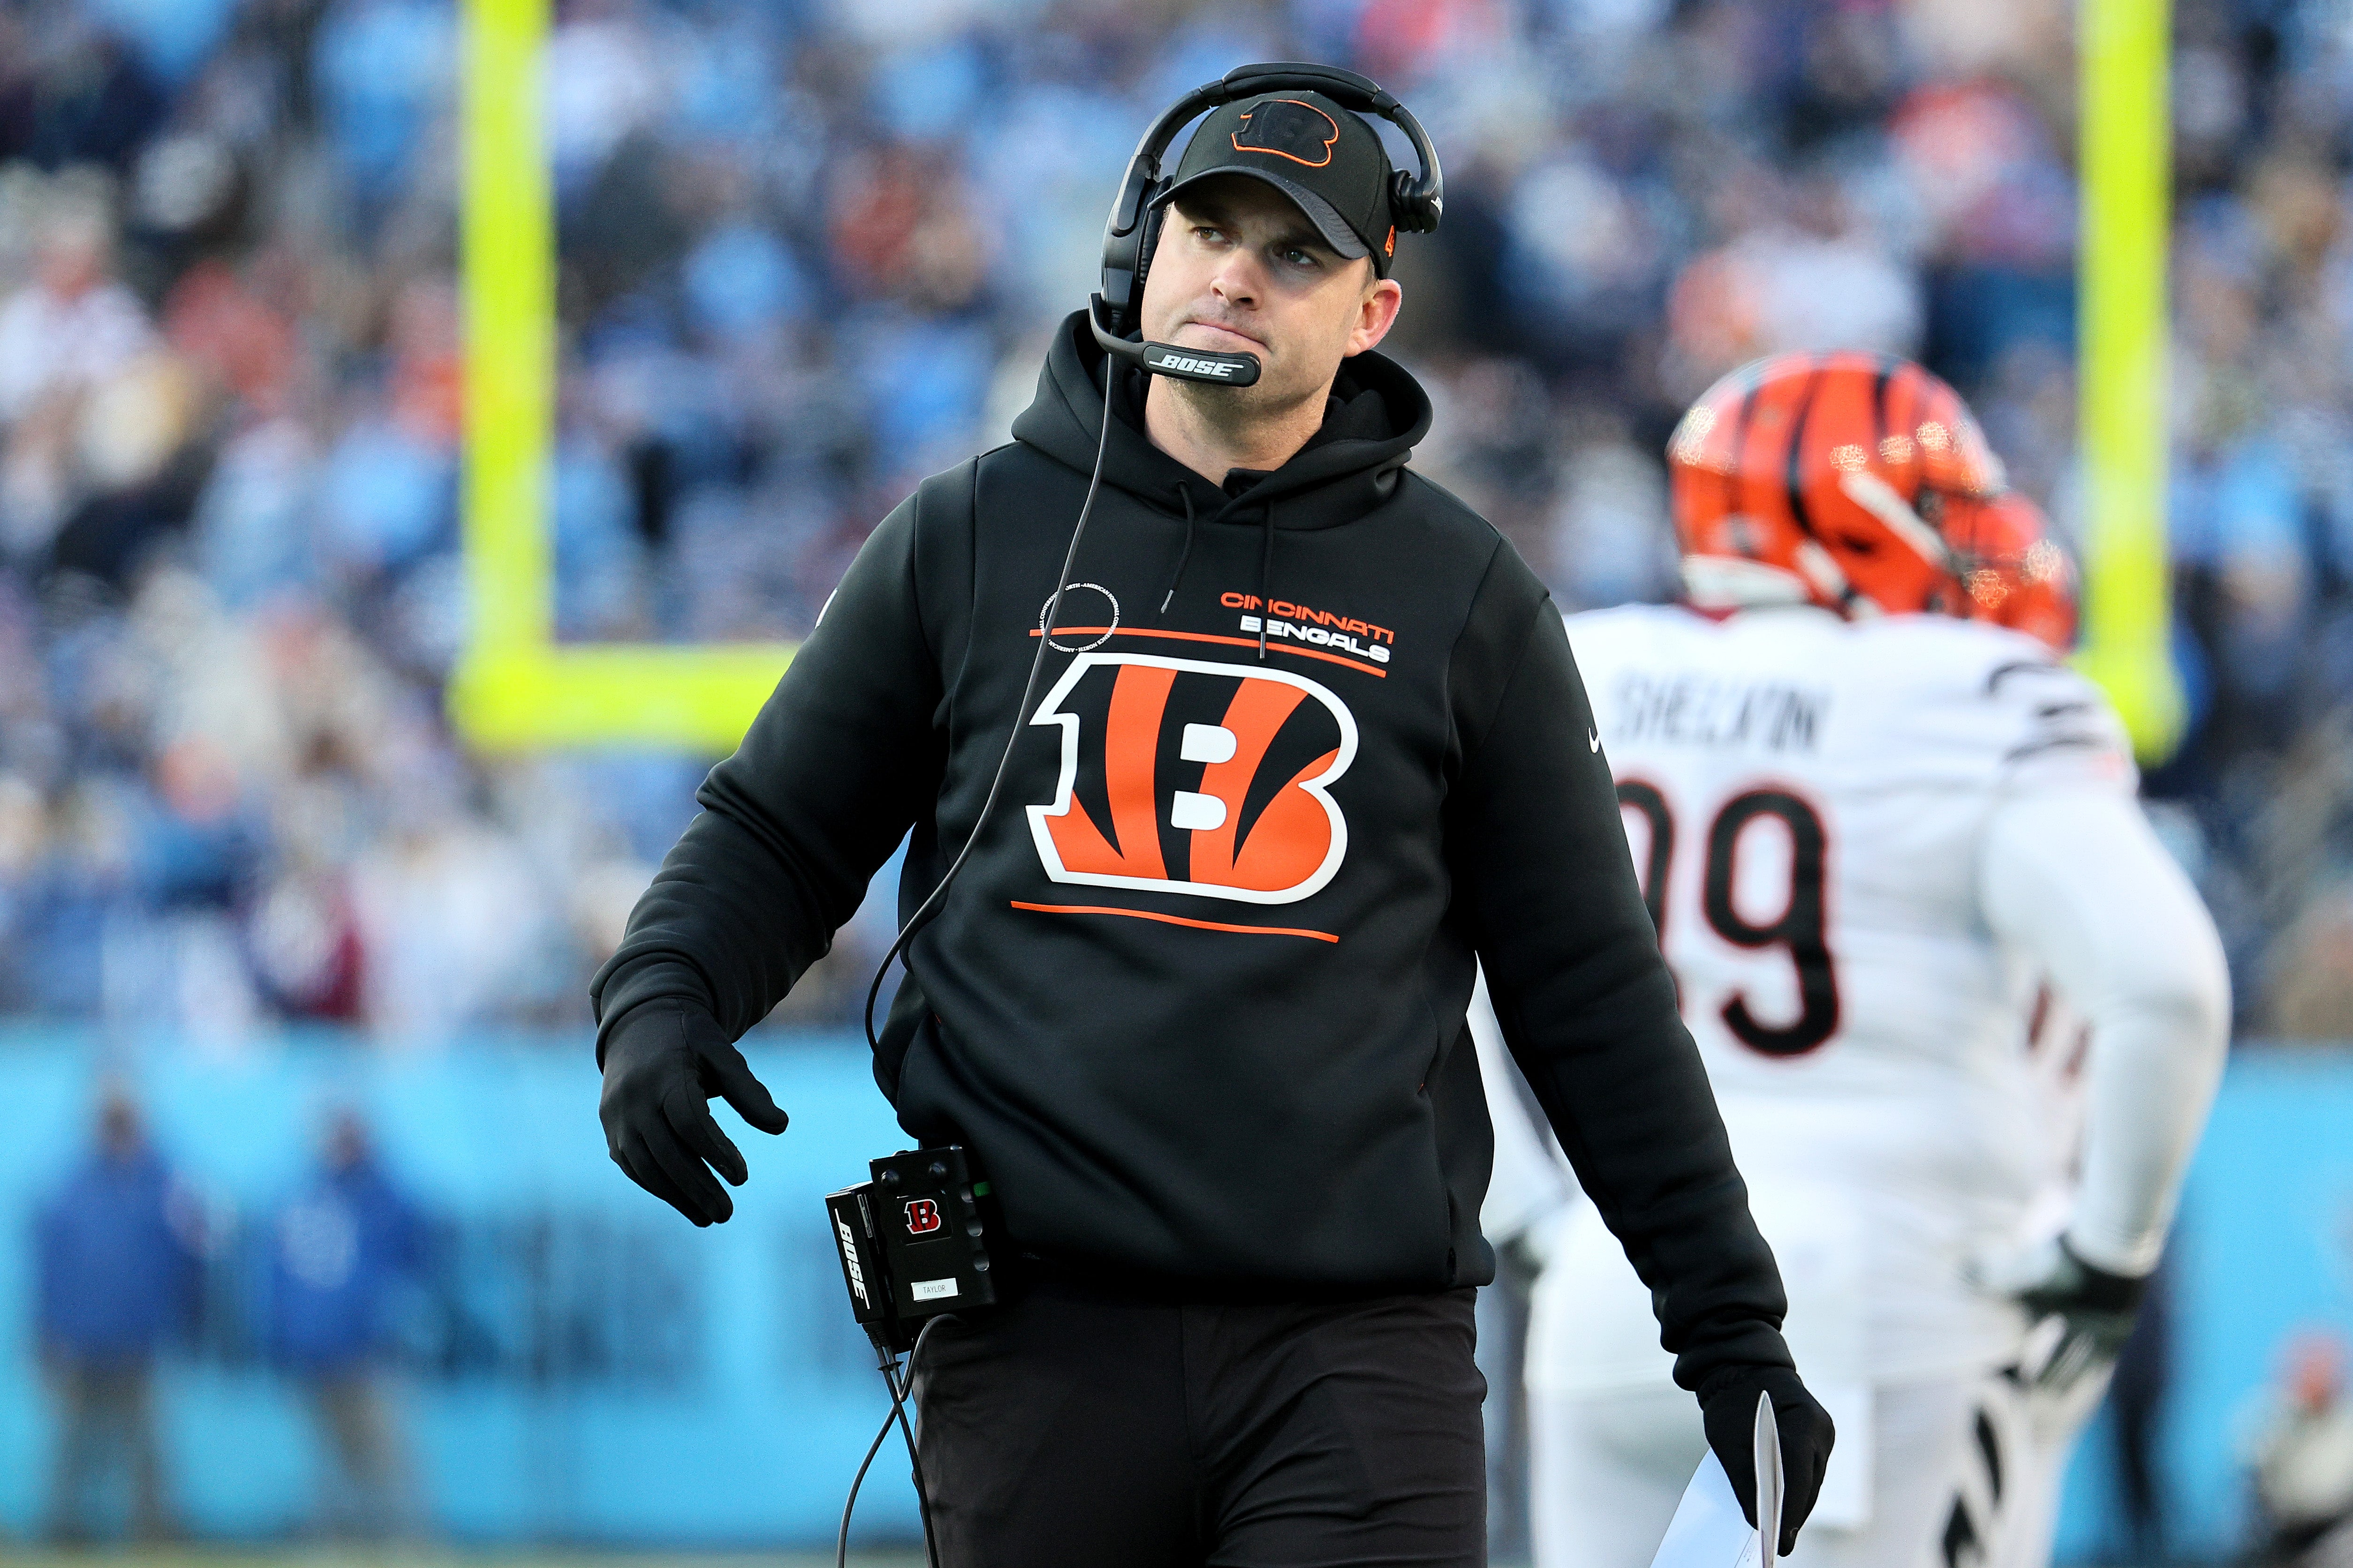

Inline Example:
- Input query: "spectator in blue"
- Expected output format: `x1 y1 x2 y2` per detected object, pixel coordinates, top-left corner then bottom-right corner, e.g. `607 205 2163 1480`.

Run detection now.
35 1085 199 1543
268 1108 425 1539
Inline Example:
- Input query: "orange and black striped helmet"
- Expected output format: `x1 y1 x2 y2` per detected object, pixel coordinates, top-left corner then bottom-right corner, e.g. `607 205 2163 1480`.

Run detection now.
1667 351 2006 618
1945 489 2079 652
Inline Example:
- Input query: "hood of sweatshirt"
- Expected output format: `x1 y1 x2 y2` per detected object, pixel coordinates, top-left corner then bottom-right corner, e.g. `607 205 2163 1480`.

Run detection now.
1010 310 1434 532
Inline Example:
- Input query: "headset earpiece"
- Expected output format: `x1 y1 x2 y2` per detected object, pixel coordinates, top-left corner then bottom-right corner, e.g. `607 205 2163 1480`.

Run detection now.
1098 163 1158 325
1389 168 1442 235
1126 179 1171 328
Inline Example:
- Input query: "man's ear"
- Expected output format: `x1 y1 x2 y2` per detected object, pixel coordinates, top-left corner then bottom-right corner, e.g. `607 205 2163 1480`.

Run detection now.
1347 273 1404 357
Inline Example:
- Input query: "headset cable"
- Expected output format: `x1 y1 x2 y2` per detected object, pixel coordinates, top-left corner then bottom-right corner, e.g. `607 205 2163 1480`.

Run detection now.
835 1318 946 1568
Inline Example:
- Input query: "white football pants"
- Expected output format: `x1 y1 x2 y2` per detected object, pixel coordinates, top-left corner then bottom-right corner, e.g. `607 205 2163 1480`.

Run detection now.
1528 1378 1977 1568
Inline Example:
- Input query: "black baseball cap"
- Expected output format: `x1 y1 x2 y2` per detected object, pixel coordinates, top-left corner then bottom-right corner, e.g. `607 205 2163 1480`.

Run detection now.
1154 91 1401 276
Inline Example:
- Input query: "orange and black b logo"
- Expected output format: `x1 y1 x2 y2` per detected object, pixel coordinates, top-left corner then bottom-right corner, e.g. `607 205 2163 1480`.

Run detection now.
1025 653 1358 905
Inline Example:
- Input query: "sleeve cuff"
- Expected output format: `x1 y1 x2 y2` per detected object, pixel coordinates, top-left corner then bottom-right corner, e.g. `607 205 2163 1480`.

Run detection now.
592 964 716 1068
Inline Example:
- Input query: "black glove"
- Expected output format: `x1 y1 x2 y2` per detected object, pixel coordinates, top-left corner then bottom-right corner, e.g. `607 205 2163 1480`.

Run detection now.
1697 1364 1835 1556
2006 1235 2147 1392
598 1000 789 1226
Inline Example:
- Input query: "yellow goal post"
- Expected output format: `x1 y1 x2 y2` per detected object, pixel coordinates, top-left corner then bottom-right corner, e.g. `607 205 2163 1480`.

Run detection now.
450 0 791 753
451 0 2180 761
2078 0 2184 762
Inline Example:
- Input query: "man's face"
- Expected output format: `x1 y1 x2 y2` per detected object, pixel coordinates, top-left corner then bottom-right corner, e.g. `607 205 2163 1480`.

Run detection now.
1139 175 1402 415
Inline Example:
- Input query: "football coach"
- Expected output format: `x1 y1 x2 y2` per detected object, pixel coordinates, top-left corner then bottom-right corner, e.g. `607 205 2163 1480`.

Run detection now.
591 62 1832 1566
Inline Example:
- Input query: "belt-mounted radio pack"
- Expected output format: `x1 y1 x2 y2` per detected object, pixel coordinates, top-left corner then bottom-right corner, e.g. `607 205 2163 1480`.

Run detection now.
822 1146 1000 1568
825 1145 1000 1354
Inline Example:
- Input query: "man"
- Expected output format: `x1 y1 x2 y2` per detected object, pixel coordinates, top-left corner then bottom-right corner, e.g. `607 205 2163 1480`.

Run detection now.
269 1109 425 1540
1925 490 2200 1568
595 76 1831 1567
2244 1331 2353 1565
1932 490 2121 1568
1483 353 2228 1568
36 1087 200 1543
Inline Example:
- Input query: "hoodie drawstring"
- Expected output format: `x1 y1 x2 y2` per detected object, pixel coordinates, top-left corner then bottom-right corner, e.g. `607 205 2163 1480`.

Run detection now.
1154 481 1276 653
1158 487 1197 616
1256 502 1275 659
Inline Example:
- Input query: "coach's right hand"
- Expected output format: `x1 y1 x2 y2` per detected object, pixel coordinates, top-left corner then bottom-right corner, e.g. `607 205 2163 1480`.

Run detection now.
599 999 790 1226
1697 1364 1836 1556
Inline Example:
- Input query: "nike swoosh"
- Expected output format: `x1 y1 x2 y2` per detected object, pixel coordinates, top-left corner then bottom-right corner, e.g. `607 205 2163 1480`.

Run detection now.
1588 729 1602 752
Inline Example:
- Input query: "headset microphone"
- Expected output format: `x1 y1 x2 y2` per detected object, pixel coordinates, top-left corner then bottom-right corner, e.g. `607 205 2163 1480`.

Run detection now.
1132 335 1263 387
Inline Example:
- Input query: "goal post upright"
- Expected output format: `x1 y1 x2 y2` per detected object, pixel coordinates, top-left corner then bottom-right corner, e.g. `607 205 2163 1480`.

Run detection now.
451 0 794 754
2077 0 2183 763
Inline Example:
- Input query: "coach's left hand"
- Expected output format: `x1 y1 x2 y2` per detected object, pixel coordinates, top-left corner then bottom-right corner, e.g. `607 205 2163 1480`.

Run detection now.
1697 1364 1835 1555
599 999 790 1226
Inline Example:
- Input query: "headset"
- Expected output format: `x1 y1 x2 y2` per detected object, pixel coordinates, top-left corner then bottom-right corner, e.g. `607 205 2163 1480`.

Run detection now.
842 71 1439 1553
1090 60 1445 387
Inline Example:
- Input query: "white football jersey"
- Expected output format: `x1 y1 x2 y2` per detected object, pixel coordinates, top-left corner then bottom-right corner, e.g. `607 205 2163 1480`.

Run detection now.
1525 603 2135 1390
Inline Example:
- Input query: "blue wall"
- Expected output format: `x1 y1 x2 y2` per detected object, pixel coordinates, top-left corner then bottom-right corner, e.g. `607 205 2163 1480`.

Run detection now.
3 1034 2349 1554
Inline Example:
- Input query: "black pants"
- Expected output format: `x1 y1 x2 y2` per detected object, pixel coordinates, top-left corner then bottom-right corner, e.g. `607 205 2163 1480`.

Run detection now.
909 1280 1486 1568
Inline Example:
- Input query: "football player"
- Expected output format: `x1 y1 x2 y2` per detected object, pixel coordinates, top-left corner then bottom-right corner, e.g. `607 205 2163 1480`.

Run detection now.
1483 354 2230 1568
1942 488 2133 1568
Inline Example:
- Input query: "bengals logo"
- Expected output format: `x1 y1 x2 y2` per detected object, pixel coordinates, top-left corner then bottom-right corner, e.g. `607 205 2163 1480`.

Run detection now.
1026 653 1356 905
1232 99 1341 169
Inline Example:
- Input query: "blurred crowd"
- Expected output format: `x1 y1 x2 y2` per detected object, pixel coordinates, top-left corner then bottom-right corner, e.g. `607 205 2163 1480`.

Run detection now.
3 0 2353 1039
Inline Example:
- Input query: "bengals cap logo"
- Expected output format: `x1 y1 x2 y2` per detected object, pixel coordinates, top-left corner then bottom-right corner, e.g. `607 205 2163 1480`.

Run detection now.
1232 99 1341 169
1026 653 1355 905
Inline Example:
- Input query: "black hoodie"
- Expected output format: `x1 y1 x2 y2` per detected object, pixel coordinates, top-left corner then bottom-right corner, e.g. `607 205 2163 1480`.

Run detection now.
593 312 1793 1392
